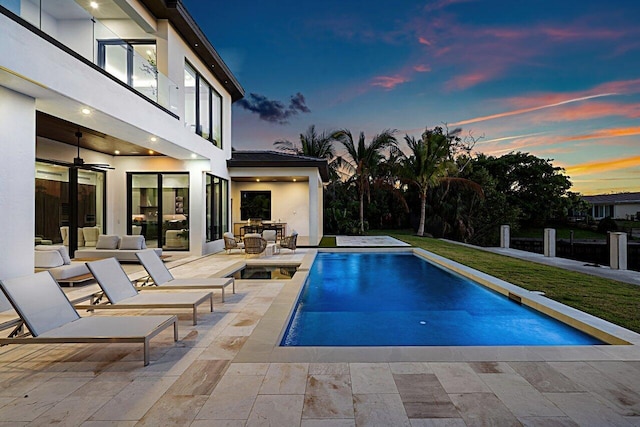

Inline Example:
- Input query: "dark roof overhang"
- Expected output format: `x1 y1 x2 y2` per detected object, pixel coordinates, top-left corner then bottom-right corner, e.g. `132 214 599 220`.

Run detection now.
228 150 331 182
141 0 244 102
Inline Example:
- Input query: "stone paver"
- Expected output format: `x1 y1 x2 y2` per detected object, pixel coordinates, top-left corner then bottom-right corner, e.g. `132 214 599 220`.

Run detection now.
0 248 639 425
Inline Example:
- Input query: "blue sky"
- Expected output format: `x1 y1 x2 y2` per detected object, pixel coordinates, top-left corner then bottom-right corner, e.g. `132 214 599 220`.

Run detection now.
183 0 640 195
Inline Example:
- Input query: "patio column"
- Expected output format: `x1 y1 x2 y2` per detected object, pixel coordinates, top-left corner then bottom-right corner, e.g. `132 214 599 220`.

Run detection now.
609 232 627 270
0 87 36 282
500 225 510 248
544 228 556 257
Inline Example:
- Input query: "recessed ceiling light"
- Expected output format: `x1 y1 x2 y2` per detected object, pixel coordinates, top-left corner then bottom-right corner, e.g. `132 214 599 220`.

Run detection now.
89 1 98 9
81 108 91 115
148 150 154 155
190 153 197 159
146 50 153 56
114 150 120 155
256 179 260 182
293 178 297 182
194 43 199 47
150 136 157 142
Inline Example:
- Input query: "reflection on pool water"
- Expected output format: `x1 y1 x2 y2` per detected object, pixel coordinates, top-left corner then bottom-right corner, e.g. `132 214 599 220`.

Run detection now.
233 265 298 280
281 252 605 346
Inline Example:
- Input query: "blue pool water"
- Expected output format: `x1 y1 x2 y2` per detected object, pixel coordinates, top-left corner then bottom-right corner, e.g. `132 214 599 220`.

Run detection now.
281 253 605 346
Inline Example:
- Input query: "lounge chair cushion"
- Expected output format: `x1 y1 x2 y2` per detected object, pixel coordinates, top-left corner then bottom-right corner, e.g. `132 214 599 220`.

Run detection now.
119 235 145 250
34 249 64 268
96 235 121 249
35 245 71 265
46 263 90 281
1 271 80 336
86 258 138 302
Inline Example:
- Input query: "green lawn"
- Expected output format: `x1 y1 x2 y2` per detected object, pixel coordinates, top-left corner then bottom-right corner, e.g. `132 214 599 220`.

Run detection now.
365 229 640 334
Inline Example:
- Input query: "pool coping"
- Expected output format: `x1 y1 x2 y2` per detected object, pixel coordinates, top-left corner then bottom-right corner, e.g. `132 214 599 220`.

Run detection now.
233 248 640 363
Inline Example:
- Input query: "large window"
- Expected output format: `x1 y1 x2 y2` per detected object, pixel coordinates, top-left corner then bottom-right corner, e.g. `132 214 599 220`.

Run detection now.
206 174 228 241
98 40 157 102
240 191 271 221
184 61 222 148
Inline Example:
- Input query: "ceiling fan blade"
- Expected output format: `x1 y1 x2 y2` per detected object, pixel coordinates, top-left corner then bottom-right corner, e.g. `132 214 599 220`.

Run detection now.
87 163 115 170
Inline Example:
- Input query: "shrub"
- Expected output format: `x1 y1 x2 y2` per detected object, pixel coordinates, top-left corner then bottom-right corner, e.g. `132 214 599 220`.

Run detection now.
597 216 618 234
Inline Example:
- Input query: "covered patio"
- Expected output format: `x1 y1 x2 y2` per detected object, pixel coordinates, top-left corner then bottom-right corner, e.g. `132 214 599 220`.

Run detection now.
227 151 330 246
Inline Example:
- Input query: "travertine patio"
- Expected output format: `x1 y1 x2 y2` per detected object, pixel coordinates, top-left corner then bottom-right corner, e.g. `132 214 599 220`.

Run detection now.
1 248 640 426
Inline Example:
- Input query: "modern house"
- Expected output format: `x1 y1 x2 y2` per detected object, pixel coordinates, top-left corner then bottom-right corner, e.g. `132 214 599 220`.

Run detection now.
0 0 327 282
582 192 640 220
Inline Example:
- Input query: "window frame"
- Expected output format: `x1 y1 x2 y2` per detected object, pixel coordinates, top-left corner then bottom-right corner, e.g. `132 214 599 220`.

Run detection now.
97 39 156 88
205 174 228 242
184 60 223 149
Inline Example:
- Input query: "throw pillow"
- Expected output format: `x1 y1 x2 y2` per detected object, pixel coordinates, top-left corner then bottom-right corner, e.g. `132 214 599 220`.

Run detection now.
96 235 120 249
119 235 144 250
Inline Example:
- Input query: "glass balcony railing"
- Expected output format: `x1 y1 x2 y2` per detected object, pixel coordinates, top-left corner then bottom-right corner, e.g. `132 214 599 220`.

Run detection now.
0 0 179 114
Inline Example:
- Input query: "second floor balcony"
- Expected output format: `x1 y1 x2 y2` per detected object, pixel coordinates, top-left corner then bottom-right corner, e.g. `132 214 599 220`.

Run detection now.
0 0 178 115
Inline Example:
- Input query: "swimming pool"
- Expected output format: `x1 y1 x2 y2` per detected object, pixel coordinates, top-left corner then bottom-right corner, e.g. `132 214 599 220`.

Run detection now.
281 252 605 346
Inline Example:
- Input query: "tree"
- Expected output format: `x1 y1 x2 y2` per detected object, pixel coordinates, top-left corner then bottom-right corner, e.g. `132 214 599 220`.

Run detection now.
400 126 479 237
333 129 398 234
474 152 572 227
274 125 341 180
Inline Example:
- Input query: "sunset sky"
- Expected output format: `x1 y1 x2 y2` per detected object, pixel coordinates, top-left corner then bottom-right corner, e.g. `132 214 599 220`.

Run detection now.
183 0 640 195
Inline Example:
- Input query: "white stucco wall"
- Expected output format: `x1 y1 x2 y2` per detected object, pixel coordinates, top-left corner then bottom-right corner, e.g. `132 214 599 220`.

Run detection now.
163 21 234 172
231 181 310 238
0 87 36 284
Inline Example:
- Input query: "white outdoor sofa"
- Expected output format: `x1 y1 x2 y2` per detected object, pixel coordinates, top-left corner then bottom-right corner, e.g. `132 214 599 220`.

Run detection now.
74 235 161 262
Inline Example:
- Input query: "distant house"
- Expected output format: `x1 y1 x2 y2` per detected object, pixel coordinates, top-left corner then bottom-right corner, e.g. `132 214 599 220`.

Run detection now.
582 192 640 220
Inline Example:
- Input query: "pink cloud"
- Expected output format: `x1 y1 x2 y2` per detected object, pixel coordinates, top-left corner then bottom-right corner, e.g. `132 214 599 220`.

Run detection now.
423 0 476 12
565 126 640 142
452 79 640 126
540 26 623 41
445 72 494 91
406 11 639 91
413 64 431 72
566 155 640 176
371 75 410 89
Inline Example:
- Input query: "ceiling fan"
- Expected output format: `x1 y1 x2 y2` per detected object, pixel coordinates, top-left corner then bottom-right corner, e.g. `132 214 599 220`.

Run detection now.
73 131 114 169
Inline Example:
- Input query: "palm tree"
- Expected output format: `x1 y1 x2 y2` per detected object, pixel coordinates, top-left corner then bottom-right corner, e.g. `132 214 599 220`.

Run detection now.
333 129 398 234
274 125 341 180
274 125 336 159
402 127 467 237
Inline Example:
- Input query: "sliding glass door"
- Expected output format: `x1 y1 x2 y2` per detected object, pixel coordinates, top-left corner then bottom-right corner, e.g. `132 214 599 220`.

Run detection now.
128 172 189 250
35 161 105 256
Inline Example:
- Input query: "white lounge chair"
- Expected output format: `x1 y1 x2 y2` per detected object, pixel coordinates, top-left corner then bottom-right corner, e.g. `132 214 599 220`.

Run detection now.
135 251 235 302
83 258 213 325
0 271 178 366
